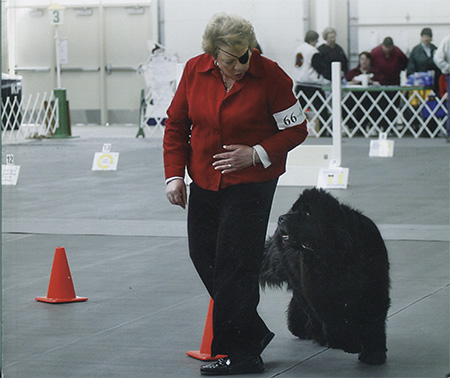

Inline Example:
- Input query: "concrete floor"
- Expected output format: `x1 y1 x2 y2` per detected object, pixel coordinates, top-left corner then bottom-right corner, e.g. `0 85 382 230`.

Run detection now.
2 125 449 378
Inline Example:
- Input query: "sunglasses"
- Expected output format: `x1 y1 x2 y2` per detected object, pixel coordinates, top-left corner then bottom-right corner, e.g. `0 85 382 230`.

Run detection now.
217 47 250 64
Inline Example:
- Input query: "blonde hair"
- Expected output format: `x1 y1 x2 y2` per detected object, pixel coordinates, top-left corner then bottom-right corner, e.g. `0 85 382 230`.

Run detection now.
322 27 337 41
202 13 257 58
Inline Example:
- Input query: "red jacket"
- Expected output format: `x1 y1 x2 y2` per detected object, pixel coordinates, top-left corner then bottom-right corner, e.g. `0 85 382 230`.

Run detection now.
163 49 308 191
370 45 408 85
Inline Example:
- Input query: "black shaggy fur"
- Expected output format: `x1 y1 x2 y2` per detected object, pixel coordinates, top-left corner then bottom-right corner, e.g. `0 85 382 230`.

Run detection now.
261 188 390 365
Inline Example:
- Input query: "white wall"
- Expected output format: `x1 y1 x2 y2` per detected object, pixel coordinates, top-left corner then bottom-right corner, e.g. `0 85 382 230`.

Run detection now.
162 0 306 77
354 0 450 57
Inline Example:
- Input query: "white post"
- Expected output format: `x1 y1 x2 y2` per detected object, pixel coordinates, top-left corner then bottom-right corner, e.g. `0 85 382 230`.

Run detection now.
99 4 108 125
331 61 342 167
47 3 65 89
54 25 62 89
7 7 17 76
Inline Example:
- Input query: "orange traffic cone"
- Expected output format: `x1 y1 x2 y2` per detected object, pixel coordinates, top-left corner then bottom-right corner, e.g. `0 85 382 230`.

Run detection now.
186 298 227 361
35 247 87 304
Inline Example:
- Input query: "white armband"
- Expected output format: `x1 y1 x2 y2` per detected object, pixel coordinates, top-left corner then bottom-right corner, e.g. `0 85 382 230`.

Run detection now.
272 101 306 130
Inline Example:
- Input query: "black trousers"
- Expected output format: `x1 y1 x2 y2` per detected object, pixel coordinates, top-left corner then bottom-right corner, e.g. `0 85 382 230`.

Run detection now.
188 180 277 358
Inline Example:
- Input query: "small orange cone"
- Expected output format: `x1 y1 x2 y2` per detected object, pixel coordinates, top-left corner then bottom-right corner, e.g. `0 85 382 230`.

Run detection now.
186 298 227 361
35 247 87 304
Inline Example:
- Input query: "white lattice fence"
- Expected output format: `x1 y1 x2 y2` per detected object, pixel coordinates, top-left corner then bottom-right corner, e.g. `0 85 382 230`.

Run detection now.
297 87 448 138
1 92 59 143
297 89 333 137
137 89 167 138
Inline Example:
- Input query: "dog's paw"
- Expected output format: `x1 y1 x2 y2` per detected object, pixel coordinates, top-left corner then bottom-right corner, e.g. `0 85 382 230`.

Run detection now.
312 336 328 347
358 349 386 365
341 344 363 354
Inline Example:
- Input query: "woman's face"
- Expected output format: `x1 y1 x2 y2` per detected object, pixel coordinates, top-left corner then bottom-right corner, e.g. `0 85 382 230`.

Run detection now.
216 45 252 81
326 33 336 47
421 34 432 46
359 54 372 71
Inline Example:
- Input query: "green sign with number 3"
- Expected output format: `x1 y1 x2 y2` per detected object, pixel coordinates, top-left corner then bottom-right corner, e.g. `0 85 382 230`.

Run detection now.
52 10 61 24
48 4 64 25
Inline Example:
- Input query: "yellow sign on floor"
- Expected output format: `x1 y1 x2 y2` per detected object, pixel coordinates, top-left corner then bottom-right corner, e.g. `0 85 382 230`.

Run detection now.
317 167 349 189
92 144 119 171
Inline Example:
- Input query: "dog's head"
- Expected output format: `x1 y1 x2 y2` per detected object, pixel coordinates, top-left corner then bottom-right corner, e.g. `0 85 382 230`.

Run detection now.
277 188 351 255
278 208 312 251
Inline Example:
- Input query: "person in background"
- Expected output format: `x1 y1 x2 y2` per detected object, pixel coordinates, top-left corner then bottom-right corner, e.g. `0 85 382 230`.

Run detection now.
433 33 450 141
163 13 308 375
293 30 329 126
407 28 441 93
293 30 329 91
345 51 382 85
318 27 348 80
370 37 408 131
344 51 382 133
370 37 408 86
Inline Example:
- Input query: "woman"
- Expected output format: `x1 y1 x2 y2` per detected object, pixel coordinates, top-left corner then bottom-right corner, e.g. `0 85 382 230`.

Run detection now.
318 27 348 80
163 13 308 375
407 28 440 93
346 51 382 85
344 52 382 132
293 30 329 125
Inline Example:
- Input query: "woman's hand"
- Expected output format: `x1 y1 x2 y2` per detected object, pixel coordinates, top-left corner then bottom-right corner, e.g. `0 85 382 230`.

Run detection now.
166 179 187 209
212 145 258 174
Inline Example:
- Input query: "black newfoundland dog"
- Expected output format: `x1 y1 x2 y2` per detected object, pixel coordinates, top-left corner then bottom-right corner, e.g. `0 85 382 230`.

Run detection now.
261 188 390 365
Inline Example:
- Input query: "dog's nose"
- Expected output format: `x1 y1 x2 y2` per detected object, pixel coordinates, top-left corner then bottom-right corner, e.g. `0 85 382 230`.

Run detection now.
278 215 285 223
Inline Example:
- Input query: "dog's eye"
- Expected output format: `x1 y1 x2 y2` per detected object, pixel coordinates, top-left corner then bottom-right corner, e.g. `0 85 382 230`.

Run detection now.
301 211 310 216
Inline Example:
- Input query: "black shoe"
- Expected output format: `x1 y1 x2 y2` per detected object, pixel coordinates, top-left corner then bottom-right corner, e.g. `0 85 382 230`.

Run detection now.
200 356 264 375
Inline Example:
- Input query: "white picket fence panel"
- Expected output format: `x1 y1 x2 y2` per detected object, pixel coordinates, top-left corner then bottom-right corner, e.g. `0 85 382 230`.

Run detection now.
298 87 448 138
137 89 166 138
1 92 59 143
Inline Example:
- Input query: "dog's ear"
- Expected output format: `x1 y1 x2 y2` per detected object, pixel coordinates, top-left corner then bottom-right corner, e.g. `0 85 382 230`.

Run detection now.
260 236 290 288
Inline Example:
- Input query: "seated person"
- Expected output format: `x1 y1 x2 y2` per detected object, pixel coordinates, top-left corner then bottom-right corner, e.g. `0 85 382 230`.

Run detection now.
343 52 383 133
346 51 382 85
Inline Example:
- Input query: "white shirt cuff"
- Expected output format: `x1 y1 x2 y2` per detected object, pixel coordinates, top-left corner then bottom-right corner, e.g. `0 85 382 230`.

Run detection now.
253 145 272 168
165 176 184 185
